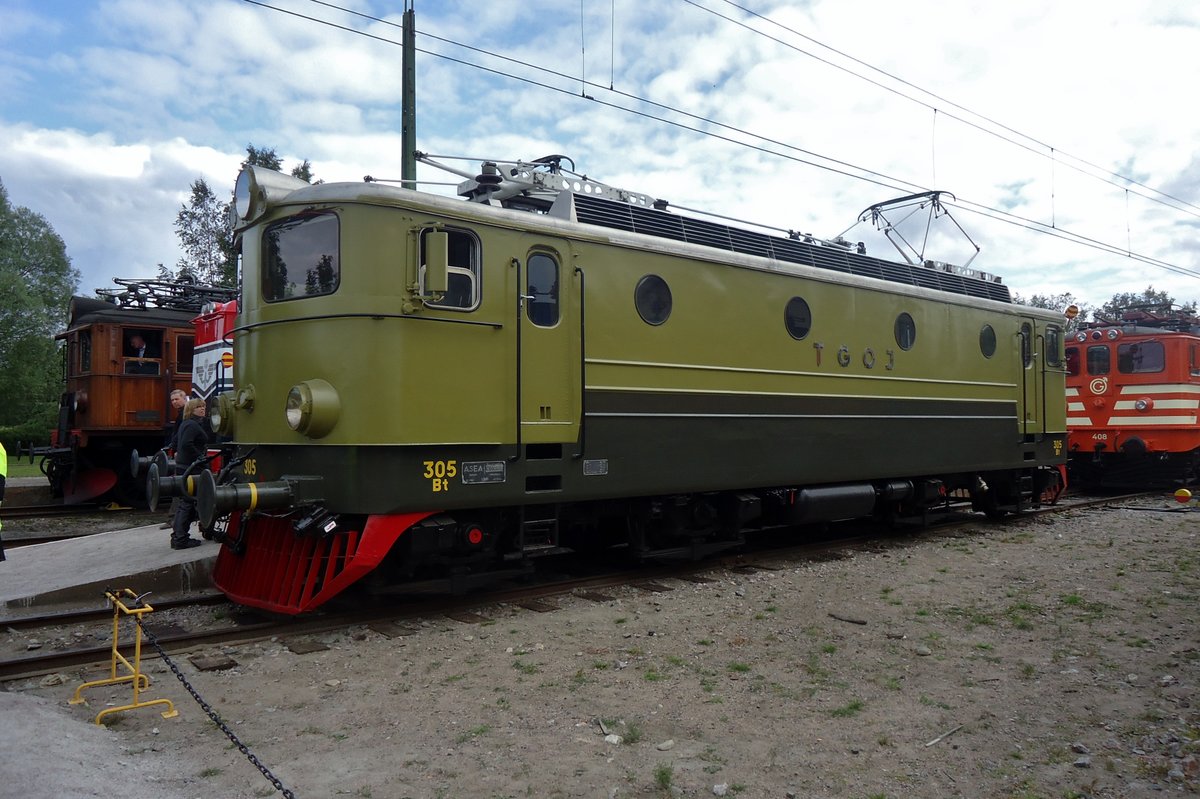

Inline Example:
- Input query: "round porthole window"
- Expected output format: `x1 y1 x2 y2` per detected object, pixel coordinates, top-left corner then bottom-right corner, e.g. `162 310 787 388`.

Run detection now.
635 275 672 326
785 297 812 340
894 312 916 351
979 324 997 358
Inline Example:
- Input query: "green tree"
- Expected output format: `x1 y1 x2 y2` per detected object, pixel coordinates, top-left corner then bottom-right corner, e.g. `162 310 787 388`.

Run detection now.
291 159 315 183
0 178 80 445
172 144 315 288
243 144 283 171
1094 286 1196 321
173 178 236 286
1012 291 1091 332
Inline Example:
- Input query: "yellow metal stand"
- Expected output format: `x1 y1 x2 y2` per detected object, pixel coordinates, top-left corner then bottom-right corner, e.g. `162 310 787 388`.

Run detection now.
70 588 178 725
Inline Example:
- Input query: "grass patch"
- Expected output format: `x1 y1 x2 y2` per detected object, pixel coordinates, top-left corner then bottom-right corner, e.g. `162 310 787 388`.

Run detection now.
454 724 491 744
1005 600 1040 630
654 763 674 791
5 459 43 479
830 699 864 717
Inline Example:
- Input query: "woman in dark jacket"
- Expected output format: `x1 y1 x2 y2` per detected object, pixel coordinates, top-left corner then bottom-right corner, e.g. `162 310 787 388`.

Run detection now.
170 398 209 549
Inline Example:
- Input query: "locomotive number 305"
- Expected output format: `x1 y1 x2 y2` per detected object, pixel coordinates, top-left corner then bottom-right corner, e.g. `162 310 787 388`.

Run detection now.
423 460 458 492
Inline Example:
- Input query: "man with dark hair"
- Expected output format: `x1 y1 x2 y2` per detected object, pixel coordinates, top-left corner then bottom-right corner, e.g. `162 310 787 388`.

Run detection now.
125 332 160 374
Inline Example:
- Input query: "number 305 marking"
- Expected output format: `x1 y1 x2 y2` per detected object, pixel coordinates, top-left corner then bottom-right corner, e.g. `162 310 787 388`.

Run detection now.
243 458 257 476
423 460 457 492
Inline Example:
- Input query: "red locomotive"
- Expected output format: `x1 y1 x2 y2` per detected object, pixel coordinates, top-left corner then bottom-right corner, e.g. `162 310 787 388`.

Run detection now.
191 299 237 403
1066 307 1200 487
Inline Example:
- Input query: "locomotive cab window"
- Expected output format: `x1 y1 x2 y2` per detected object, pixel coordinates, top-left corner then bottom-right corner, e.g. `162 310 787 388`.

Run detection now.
78 330 92 375
123 328 162 375
1086 345 1110 375
526 252 559 326
422 227 480 310
1117 341 1164 374
1020 323 1033 368
1065 346 1081 376
176 335 195 374
1044 326 1062 367
263 212 340 302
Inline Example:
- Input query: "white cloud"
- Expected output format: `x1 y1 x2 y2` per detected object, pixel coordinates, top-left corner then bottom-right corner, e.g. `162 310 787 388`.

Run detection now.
0 0 1197 309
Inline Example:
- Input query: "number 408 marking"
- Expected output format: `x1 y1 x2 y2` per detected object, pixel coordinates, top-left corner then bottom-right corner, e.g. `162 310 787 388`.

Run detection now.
423 460 457 492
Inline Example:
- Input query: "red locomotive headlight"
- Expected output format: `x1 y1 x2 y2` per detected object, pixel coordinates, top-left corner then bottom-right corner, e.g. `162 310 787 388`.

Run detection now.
463 524 485 546
1134 398 1152 412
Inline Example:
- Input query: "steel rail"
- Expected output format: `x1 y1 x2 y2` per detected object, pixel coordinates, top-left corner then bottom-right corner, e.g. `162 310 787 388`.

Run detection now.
0 490 1161 683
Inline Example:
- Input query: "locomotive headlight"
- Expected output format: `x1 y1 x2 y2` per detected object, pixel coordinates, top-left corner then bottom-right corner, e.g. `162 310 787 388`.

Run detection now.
212 391 236 436
233 166 310 225
285 379 341 438
1134 397 1153 412
234 167 257 222
1106 329 1120 340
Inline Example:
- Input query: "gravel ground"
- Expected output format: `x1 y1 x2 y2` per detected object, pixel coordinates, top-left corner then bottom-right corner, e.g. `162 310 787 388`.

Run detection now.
1 496 1198 799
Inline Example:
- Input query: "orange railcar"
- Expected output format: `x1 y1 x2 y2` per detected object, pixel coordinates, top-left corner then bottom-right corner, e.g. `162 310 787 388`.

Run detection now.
1066 309 1200 487
49 296 197 502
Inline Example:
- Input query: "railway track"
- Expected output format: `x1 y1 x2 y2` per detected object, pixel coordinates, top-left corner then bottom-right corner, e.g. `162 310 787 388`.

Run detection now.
0 503 160 548
0 503 102 520
0 490 1157 684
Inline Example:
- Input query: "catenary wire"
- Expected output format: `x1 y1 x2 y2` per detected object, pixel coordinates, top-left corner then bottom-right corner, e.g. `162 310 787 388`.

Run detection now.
701 0 1200 219
301 0 1200 224
243 0 1199 282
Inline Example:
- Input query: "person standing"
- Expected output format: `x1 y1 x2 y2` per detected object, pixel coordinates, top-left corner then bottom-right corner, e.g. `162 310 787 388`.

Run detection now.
169 399 208 550
0 441 7 562
166 389 188 448
160 389 188 529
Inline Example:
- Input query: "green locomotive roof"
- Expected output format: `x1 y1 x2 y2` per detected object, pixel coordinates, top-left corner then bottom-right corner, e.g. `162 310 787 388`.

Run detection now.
561 191 1011 304
444 155 1010 304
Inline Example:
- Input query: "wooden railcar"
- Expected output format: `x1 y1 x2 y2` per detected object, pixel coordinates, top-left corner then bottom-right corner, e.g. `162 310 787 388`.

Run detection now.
191 158 1068 614
47 281 235 502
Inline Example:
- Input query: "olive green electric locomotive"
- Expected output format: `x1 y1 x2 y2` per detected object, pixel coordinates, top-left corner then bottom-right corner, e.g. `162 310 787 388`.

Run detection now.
188 156 1067 613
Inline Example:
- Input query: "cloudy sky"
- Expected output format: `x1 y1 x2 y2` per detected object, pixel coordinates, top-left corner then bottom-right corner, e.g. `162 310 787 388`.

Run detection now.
2 0 1198 311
